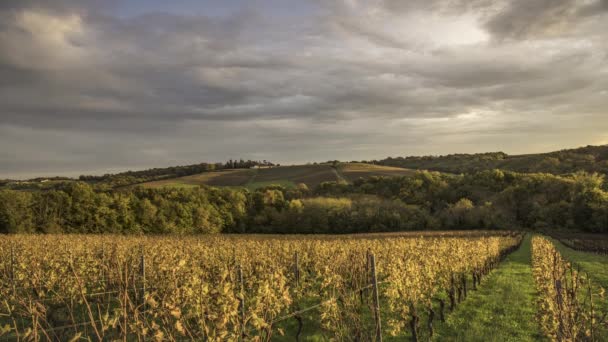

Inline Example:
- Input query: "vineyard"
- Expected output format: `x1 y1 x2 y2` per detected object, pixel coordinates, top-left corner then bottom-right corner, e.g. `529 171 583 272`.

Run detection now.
531 236 608 340
545 231 608 255
1 232 606 341
0 231 523 341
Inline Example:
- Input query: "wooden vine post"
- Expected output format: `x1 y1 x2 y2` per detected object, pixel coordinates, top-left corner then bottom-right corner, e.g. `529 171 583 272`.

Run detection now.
449 273 456 311
10 244 15 293
237 264 246 340
140 247 146 322
587 272 595 341
294 252 300 288
365 248 371 303
100 243 105 282
370 253 382 342
555 278 564 340
294 252 304 342
462 273 467 299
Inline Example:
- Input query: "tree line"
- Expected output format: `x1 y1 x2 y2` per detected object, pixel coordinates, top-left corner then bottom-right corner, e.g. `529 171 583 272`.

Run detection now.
1 169 607 234
80 159 275 187
3 159 275 190
373 145 608 176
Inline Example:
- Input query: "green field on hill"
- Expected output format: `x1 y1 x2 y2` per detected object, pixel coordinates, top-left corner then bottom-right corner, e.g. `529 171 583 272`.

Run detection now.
139 163 416 189
338 163 416 182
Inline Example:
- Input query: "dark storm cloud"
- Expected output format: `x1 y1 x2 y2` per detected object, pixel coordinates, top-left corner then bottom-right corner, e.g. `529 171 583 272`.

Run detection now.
1 0 608 177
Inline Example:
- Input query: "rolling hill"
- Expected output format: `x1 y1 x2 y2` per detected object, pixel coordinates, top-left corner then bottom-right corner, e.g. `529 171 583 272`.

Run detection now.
6 144 608 192
139 163 416 189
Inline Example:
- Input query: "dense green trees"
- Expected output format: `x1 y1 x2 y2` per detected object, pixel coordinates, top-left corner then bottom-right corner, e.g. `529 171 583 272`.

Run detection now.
0 184 249 234
313 170 608 233
375 145 608 176
0 190 34 233
1 169 607 234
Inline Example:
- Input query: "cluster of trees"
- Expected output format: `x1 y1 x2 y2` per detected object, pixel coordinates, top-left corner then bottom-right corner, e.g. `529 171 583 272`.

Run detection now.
248 191 432 234
0 184 249 234
223 159 275 169
0 182 434 235
1 169 607 235
314 170 608 232
375 145 608 176
1 177 75 191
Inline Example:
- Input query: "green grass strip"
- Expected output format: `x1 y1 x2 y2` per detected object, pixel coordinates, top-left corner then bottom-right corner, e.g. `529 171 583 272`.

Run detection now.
432 235 545 342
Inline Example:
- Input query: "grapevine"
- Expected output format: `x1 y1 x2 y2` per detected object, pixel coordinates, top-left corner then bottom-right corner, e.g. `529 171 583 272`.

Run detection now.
0 231 522 340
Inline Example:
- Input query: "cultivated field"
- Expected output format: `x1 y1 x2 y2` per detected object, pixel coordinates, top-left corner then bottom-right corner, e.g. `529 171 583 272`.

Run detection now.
338 163 416 183
0 231 520 341
140 169 257 188
139 163 416 190
545 231 608 255
1 232 606 341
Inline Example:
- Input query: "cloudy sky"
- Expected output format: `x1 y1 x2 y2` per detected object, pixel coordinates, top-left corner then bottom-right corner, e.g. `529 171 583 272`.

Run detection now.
1 0 608 178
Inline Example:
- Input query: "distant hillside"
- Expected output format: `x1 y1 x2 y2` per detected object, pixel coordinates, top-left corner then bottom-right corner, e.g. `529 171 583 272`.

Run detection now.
2 159 275 190
5 144 608 192
376 145 608 175
139 163 416 189
80 159 274 187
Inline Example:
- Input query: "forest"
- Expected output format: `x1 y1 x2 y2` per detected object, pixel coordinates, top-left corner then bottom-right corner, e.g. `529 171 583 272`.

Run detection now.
1 169 606 234
374 145 608 175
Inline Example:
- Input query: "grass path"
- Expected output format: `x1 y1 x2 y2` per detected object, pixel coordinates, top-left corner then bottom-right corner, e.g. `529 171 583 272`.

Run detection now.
244 168 259 188
330 165 347 183
433 235 545 342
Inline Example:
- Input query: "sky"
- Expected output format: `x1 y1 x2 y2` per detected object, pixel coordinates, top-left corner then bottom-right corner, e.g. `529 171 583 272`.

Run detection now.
1 0 608 178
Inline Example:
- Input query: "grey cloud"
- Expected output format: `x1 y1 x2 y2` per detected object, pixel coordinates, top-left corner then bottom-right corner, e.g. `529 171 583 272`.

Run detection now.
380 0 496 14
578 0 608 16
484 0 608 40
1 0 608 177
331 18 410 49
